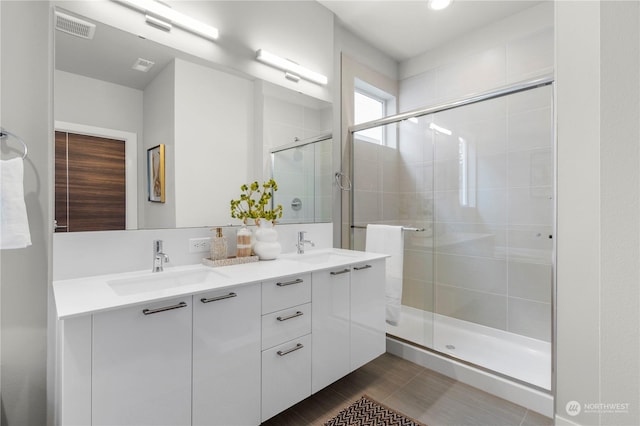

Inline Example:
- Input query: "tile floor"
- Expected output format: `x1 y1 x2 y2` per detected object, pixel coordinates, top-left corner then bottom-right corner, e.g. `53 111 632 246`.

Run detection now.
262 353 553 426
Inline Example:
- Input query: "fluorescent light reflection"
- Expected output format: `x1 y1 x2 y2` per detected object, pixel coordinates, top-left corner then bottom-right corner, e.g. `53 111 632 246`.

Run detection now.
256 49 328 85
428 0 452 11
114 0 219 40
429 122 452 135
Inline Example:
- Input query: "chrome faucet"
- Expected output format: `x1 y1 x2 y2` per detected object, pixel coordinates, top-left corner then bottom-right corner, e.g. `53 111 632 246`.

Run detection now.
296 231 315 254
152 240 170 272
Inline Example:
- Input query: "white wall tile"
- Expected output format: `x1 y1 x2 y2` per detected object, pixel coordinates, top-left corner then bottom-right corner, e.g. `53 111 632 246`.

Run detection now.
436 46 507 101
508 261 552 303
507 148 553 189
507 27 554 82
507 297 551 341
436 254 507 294
507 187 554 226
436 285 508 330
507 107 553 152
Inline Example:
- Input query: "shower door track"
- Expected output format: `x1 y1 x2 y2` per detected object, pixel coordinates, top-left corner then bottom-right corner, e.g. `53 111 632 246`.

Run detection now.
348 73 554 134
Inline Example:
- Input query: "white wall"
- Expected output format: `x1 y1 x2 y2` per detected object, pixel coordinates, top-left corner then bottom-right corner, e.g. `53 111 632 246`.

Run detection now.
54 70 143 135
555 1 640 425
398 2 553 112
1 2 51 425
53 223 333 280
174 58 253 228
54 70 144 229
143 61 176 229
53 0 334 103
400 2 554 82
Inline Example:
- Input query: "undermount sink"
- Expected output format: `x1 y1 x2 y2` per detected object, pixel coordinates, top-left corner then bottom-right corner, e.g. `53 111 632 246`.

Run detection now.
293 250 360 265
108 268 226 296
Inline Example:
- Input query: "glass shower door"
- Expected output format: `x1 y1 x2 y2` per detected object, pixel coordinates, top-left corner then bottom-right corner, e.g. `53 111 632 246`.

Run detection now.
430 85 553 389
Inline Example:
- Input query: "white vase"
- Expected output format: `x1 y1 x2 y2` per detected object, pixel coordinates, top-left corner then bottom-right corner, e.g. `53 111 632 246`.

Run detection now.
252 219 281 260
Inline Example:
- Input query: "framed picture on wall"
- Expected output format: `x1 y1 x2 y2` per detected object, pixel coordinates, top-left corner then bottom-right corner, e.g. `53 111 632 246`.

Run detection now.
147 144 165 203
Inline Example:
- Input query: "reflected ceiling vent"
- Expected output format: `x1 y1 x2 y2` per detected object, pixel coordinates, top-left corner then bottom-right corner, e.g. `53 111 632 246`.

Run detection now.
132 58 155 72
55 11 96 40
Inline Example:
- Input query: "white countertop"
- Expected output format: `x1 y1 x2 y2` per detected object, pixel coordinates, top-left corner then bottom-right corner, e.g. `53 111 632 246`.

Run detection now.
53 248 388 319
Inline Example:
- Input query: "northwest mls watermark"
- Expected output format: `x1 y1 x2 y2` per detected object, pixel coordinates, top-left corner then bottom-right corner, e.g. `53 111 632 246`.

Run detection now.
566 400 630 416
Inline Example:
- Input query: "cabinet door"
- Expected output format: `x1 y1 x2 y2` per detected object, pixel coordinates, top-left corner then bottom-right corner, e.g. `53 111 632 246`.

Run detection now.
193 284 261 426
351 259 386 371
262 334 312 422
311 267 351 393
92 297 192 426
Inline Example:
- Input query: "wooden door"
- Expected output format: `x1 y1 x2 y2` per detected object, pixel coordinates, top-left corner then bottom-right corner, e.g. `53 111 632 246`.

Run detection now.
55 131 126 232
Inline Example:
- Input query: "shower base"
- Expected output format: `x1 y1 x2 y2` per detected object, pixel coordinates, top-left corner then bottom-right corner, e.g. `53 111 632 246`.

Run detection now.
387 305 551 390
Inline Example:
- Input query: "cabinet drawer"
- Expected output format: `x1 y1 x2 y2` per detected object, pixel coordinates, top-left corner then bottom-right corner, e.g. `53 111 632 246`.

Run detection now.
261 334 311 422
262 302 311 350
262 273 311 314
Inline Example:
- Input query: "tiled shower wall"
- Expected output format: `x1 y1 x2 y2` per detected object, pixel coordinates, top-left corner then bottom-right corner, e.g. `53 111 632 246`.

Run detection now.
353 17 554 342
263 92 332 223
272 139 332 224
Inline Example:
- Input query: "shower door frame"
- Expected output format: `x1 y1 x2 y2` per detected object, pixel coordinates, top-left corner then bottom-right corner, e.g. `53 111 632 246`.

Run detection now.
346 73 556 393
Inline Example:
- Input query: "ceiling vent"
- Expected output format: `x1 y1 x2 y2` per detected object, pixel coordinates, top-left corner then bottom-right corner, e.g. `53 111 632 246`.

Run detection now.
132 58 155 73
55 11 96 40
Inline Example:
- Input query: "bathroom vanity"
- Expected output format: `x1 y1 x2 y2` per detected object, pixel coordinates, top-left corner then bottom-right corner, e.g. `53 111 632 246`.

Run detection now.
53 248 387 426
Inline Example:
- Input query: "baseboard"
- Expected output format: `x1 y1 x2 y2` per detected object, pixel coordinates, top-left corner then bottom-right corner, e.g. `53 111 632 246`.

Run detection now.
555 414 582 426
386 337 554 418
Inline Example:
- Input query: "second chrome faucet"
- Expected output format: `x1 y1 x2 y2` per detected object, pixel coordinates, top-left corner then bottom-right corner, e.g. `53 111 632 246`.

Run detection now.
296 231 315 254
152 240 170 272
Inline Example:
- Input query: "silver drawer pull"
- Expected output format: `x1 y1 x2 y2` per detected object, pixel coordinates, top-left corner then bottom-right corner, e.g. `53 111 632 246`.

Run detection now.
277 343 304 357
330 268 351 275
353 264 372 271
277 311 303 322
276 278 304 287
142 301 187 316
200 292 237 303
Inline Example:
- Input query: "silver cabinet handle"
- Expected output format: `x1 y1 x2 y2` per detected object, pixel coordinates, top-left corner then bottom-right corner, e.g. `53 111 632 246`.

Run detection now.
330 268 351 275
277 311 303 322
200 292 237 303
142 301 187 315
277 343 303 356
353 264 372 271
276 278 304 287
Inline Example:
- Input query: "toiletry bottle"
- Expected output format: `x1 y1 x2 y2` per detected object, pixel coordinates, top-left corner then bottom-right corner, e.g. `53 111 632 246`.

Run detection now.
211 227 228 260
236 223 252 257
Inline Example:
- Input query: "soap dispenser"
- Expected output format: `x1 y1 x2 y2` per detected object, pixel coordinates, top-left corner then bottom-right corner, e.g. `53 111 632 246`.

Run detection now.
210 227 228 261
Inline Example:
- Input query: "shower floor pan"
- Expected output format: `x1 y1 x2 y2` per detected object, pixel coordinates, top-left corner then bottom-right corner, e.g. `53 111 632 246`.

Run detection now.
387 305 551 390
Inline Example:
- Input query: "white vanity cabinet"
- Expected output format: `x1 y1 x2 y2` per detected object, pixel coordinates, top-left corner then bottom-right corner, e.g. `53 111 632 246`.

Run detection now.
54 250 388 426
92 297 193 426
350 259 386 370
312 259 386 393
260 273 312 422
311 266 351 393
192 284 261 426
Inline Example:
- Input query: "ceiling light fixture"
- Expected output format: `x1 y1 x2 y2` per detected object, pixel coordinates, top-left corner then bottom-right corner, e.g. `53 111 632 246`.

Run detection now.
428 0 452 11
256 49 328 86
113 0 219 41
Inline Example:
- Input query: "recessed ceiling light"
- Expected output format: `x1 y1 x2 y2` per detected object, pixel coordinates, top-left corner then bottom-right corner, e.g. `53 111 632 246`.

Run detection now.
428 0 452 11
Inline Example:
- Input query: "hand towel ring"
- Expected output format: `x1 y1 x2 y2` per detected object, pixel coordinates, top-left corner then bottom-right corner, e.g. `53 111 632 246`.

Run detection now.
0 128 28 159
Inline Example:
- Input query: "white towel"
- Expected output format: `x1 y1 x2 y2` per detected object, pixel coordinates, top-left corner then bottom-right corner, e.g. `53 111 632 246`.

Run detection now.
365 224 404 326
0 158 31 249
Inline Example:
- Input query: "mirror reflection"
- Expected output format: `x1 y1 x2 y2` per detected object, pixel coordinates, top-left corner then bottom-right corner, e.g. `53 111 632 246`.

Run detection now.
53 9 332 232
271 135 332 224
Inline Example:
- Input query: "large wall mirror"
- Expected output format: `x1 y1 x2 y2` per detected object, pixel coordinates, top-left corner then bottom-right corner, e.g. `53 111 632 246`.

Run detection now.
53 8 332 232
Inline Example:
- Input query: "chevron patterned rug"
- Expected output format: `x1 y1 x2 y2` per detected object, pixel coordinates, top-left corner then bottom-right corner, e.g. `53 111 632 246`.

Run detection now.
324 395 426 426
